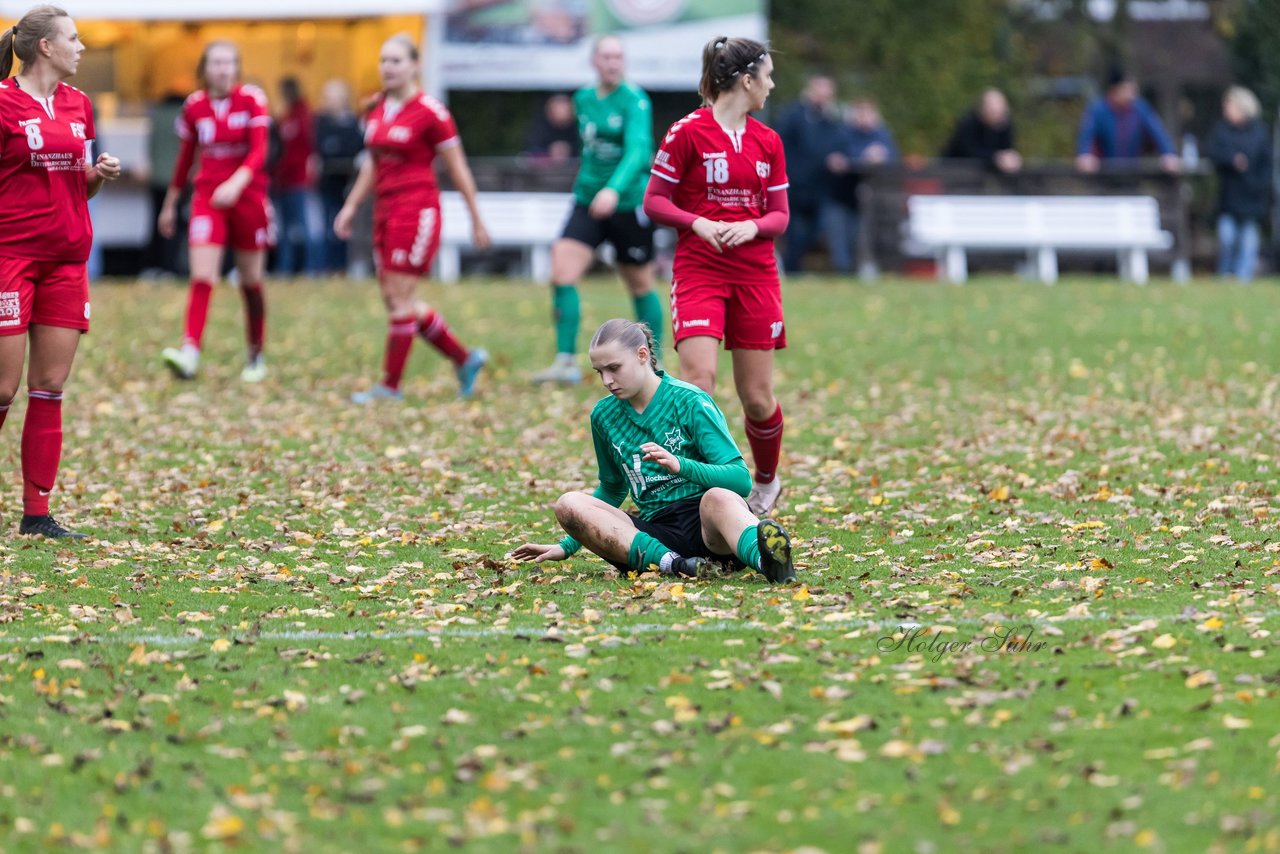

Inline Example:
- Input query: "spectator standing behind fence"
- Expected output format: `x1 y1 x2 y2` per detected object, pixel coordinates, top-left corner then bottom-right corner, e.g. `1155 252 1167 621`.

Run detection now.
1207 86 1271 282
1076 69 1178 173
314 80 364 276
777 75 845 274
524 93 579 161
943 88 1021 173
819 97 898 275
273 77 322 276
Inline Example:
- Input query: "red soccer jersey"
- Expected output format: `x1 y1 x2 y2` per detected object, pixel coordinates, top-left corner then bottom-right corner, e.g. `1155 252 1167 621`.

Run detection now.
0 79 96 262
364 92 459 208
650 108 789 280
171 84 271 197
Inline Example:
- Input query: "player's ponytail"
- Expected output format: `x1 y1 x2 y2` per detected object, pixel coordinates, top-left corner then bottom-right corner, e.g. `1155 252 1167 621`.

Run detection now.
698 35 769 107
590 319 658 373
0 6 69 80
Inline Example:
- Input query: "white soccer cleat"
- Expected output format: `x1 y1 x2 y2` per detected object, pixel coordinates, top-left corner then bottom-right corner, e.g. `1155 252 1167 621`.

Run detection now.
240 357 268 383
747 476 783 516
162 345 199 380
532 353 582 385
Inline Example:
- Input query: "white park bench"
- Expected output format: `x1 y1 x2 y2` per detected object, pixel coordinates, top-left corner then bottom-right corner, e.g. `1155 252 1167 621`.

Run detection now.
436 190 572 283
906 195 1174 285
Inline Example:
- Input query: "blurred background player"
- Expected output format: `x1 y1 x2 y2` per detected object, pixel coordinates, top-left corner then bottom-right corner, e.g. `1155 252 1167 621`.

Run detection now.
334 34 490 402
0 5 121 537
314 79 365 276
513 319 794 582
272 76 322 277
157 41 273 382
532 35 662 384
643 36 790 517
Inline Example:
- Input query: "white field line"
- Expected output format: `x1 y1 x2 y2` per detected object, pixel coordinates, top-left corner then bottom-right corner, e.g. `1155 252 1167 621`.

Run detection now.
3 607 1273 648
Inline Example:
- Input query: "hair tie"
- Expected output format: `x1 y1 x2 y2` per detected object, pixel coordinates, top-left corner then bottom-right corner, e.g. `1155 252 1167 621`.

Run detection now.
714 39 726 50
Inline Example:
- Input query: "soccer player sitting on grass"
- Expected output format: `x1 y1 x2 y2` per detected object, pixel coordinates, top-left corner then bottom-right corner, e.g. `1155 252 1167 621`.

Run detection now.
512 319 795 582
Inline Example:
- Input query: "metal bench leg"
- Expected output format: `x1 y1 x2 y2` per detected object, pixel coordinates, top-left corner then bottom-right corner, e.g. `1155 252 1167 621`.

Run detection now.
1130 249 1149 285
1037 247 1057 285
530 246 552 284
436 247 461 283
944 246 967 284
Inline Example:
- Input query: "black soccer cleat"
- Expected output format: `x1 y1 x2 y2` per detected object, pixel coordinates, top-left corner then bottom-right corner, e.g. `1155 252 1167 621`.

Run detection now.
19 514 87 539
756 519 794 583
669 556 714 579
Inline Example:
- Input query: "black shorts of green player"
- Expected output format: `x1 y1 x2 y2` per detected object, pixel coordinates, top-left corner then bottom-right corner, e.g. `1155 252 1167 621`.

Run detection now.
561 203 654 265
513 318 794 582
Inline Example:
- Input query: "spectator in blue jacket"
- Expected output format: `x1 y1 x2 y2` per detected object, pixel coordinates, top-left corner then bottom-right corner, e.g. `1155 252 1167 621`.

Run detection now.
1076 69 1179 173
777 75 847 273
1207 86 1272 282
820 97 898 274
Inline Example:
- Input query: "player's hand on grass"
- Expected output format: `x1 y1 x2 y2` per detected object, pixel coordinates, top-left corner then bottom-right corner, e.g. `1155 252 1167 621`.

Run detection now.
589 187 619 219
511 543 568 562
472 218 492 251
640 442 680 474
691 217 724 253
717 220 758 249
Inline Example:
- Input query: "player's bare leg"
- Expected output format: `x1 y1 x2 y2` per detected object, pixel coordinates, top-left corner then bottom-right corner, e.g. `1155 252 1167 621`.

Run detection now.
534 238 594 383
234 248 268 382
674 334 719 395
19 325 84 538
733 348 784 515
698 487 793 583
163 244 225 379
554 491 703 577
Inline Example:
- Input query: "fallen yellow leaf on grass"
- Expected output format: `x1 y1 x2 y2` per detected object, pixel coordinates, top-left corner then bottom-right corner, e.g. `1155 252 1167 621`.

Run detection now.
792 586 811 601
210 639 231 653
988 485 1011 502
1151 634 1177 650
1198 617 1224 632
200 811 244 840
1222 715 1252 730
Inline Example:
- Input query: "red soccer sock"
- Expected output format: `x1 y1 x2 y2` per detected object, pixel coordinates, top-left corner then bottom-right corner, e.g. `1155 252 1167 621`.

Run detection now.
418 309 468 367
21 389 63 516
382 316 418 390
744 403 784 484
240 281 266 360
183 279 214 348
0 402 9 432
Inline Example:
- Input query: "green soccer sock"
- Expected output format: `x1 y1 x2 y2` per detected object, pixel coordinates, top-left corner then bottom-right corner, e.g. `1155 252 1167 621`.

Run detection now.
632 291 664 358
627 531 672 573
735 525 762 571
552 284 581 355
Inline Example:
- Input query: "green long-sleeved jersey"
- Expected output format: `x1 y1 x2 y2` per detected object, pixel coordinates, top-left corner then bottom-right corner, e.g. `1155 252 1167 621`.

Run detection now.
560 372 751 556
572 82 653 211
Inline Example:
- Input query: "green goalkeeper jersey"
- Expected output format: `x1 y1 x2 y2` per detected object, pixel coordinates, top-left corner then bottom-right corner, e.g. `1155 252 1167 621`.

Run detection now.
572 82 654 211
589 372 751 518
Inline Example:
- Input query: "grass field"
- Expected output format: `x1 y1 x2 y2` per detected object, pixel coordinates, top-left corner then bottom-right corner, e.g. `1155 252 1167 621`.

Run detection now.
0 275 1277 853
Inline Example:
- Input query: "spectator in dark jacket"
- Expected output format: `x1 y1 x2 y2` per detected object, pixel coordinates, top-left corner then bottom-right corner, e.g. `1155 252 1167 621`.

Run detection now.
777 75 847 273
1207 86 1272 282
314 79 365 275
1076 68 1179 173
821 97 898 274
943 88 1022 173
524 93 580 161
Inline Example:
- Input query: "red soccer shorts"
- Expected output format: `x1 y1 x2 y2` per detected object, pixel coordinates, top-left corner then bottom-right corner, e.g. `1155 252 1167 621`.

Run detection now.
0 257 90 336
670 275 786 351
374 202 442 276
189 191 275 251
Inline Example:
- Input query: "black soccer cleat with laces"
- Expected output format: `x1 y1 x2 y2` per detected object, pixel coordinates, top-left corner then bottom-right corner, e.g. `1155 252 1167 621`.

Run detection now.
19 514 87 539
669 556 714 579
756 519 794 583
